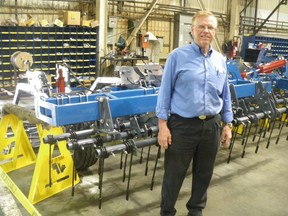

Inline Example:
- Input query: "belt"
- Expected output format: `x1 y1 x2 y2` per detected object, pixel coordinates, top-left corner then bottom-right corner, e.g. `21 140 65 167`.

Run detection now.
171 114 217 120
197 115 216 120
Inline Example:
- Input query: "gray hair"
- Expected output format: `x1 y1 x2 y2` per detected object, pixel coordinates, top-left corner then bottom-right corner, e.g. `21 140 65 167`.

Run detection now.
192 10 218 28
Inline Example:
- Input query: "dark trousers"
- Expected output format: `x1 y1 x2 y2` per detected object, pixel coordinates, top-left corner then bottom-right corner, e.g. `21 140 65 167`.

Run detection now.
160 114 221 216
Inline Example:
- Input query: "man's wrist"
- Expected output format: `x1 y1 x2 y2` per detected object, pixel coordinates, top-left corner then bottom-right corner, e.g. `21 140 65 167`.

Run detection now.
225 122 233 129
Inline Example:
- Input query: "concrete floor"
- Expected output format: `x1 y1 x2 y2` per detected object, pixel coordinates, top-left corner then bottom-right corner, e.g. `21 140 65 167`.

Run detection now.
1 94 288 216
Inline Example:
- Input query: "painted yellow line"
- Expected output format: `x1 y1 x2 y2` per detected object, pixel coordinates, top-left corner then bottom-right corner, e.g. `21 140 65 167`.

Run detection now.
0 166 41 216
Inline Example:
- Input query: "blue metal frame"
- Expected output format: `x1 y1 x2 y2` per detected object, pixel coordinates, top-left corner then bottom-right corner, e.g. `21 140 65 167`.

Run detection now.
275 78 288 90
35 80 273 126
35 88 159 126
229 80 272 98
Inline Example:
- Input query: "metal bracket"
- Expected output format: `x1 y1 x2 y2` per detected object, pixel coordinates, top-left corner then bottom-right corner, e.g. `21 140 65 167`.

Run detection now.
98 96 114 132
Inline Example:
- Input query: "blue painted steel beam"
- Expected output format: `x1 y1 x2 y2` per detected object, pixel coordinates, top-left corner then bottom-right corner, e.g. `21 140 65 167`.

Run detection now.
36 88 159 126
275 79 288 90
35 82 272 126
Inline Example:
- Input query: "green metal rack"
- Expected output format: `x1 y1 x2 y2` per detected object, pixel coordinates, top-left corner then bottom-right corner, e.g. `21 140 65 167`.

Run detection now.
0 26 99 88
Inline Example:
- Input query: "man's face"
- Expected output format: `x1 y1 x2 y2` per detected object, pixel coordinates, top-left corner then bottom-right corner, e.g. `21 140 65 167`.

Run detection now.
191 16 217 49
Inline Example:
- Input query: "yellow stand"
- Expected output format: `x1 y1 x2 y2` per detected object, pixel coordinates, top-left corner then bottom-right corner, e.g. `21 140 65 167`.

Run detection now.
28 126 80 204
0 166 41 216
0 114 36 172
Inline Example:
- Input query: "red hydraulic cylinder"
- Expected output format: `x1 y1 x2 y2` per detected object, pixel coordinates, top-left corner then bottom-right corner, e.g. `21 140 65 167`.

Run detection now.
257 59 286 73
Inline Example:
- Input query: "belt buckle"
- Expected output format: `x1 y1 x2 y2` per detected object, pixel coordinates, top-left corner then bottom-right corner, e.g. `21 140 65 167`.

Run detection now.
198 115 206 120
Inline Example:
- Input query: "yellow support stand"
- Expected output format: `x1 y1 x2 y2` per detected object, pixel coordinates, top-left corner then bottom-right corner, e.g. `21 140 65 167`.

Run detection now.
28 126 80 204
0 166 41 216
0 114 36 172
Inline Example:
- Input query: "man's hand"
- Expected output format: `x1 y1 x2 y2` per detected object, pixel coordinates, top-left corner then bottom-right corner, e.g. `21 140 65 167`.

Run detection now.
157 119 172 149
221 125 232 147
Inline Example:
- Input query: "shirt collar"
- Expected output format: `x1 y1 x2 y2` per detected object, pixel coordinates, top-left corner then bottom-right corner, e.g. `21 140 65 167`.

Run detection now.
191 42 213 57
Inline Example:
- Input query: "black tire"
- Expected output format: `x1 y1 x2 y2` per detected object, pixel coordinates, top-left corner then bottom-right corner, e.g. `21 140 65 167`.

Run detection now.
74 145 98 171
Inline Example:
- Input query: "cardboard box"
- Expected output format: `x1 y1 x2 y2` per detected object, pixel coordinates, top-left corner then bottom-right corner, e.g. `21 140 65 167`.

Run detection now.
90 20 99 28
26 18 35 26
64 11 80 26
82 15 88 21
54 19 63 27
81 19 90 27
18 18 26 26
40 19 49 27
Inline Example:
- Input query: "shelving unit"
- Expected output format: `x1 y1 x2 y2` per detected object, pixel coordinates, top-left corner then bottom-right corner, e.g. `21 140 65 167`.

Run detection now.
241 35 288 62
0 26 99 88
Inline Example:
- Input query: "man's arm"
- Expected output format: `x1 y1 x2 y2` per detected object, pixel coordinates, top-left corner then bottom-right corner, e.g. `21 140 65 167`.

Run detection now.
157 118 172 149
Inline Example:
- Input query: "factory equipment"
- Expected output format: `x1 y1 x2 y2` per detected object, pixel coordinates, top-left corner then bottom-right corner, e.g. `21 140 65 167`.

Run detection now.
34 64 163 208
33 60 288 207
226 57 288 163
11 51 51 105
4 49 286 208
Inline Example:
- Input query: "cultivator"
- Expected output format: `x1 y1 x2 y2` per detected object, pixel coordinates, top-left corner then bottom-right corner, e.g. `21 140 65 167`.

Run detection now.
1 58 287 209
227 59 288 162
31 60 288 207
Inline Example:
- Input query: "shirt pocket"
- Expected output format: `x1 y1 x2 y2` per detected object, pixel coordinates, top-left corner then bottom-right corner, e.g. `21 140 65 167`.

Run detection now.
216 71 226 94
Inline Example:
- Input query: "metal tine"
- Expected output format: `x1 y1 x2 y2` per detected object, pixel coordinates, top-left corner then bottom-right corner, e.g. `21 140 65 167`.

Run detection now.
145 146 151 176
98 157 105 209
241 121 250 146
227 124 240 164
122 151 128 182
255 118 268 154
48 144 52 187
139 148 144 164
266 118 277 148
150 145 161 190
120 151 124 169
72 146 76 196
261 118 271 139
241 121 253 158
252 122 260 142
276 113 288 144
126 152 134 201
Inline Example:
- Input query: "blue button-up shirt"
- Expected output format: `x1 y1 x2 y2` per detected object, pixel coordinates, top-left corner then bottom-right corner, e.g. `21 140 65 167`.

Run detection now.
156 43 233 123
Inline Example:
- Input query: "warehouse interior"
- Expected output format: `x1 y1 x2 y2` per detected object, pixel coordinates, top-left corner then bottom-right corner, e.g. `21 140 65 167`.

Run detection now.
0 0 288 216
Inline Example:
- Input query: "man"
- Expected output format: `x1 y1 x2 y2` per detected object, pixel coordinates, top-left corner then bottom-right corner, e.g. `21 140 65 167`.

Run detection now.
156 10 233 216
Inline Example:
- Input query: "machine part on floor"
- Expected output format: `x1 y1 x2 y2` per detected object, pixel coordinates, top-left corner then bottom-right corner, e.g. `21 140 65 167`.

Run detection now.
11 51 51 105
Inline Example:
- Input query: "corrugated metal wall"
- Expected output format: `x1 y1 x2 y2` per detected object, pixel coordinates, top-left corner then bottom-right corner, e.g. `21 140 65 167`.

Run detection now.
108 0 229 58
241 0 288 20
239 0 288 38
184 0 228 13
